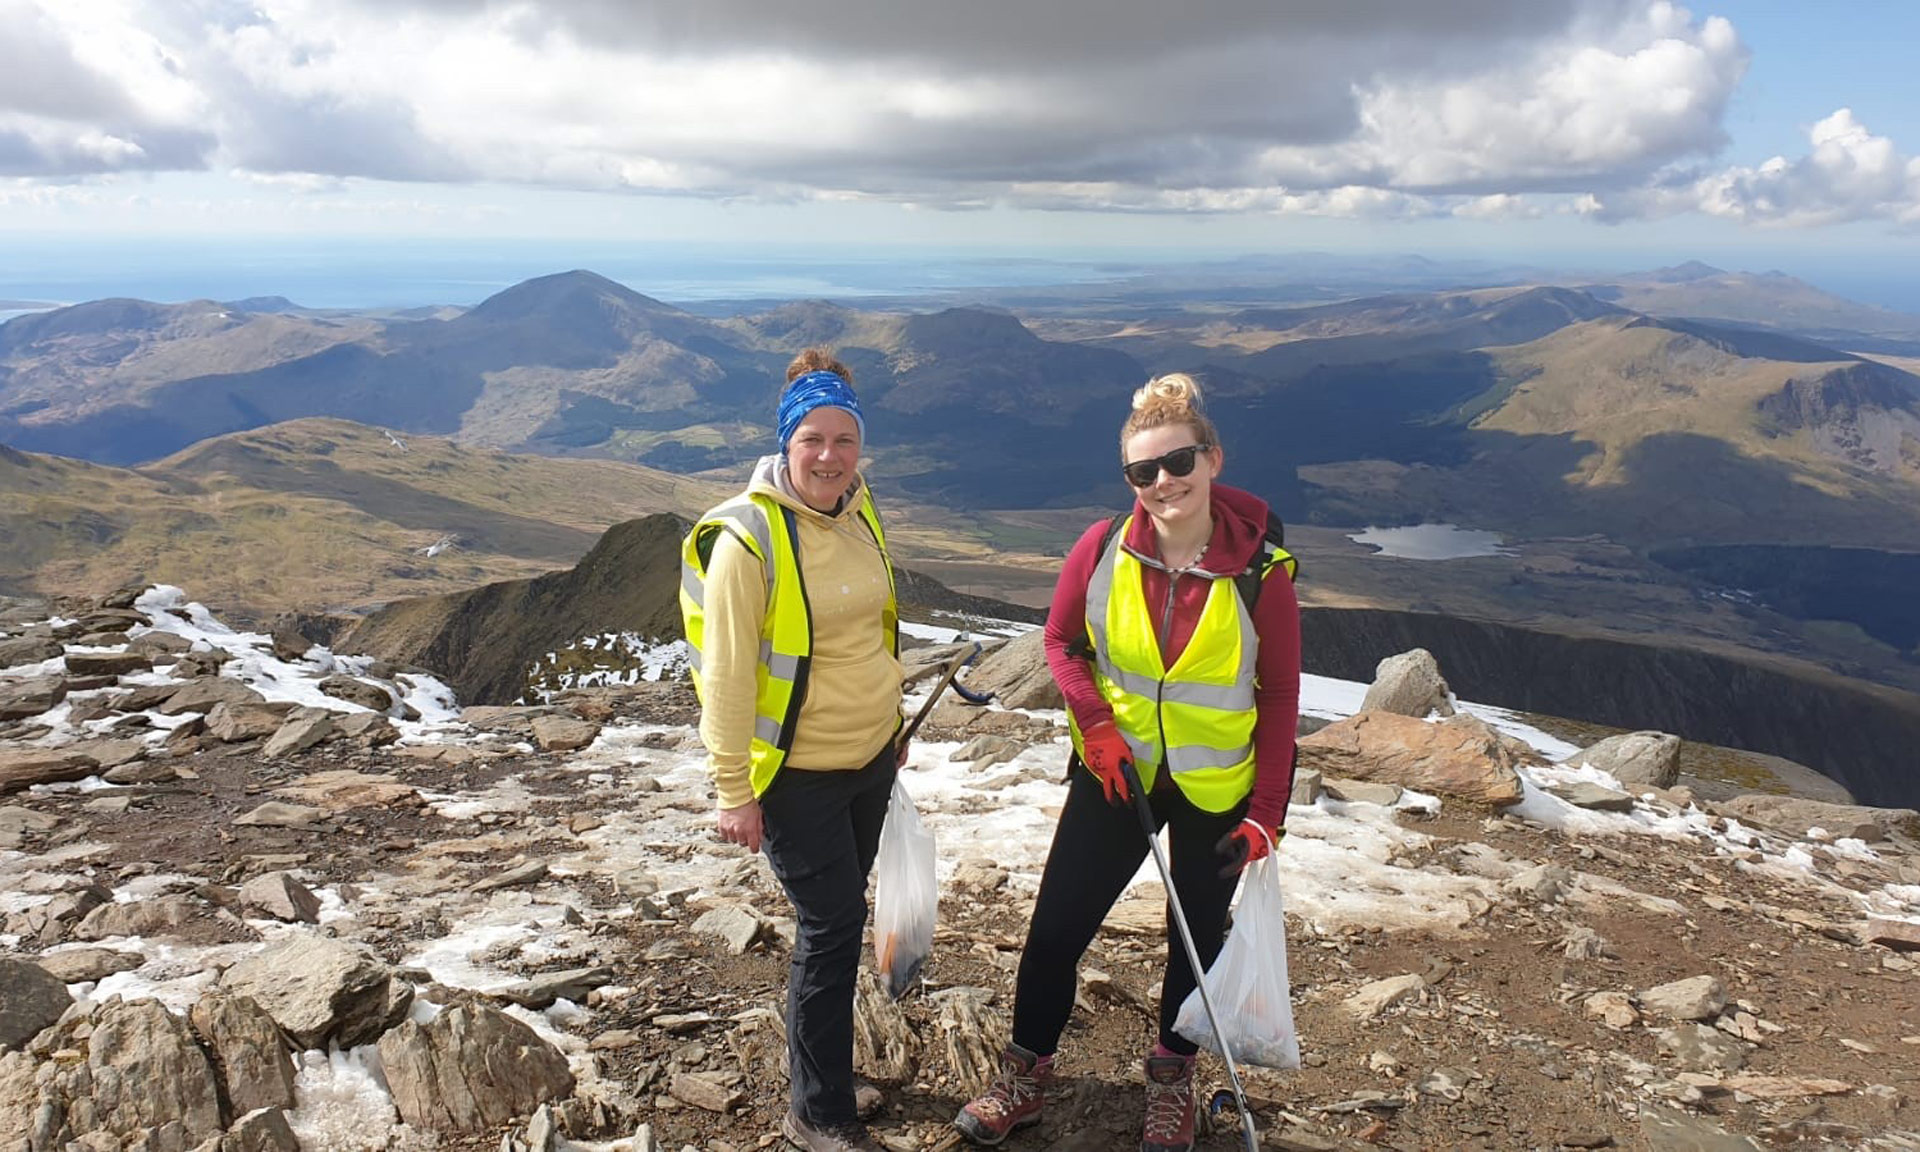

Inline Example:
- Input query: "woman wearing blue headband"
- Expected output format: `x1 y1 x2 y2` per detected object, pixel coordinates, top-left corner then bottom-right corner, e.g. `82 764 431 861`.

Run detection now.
681 347 904 1152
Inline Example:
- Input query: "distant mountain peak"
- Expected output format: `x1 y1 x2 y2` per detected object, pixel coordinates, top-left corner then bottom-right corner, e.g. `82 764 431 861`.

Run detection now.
1646 260 1728 283
467 270 678 322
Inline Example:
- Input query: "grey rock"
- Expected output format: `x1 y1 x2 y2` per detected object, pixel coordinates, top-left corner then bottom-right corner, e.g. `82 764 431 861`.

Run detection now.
1658 1023 1748 1072
692 904 766 954
1504 863 1575 904
0 675 68 720
74 630 131 647
948 734 1024 769
1717 794 1917 843
530 715 601 752
74 893 207 942
206 701 289 743
42 998 224 1147
1289 766 1321 805
1562 731 1681 789
1638 1105 1763 1151
1322 777 1403 806
234 802 330 829
1640 974 1728 1022
189 994 298 1116
378 1002 575 1132
261 707 335 758
34 947 145 984
0 958 73 1050
158 677 265 716
62 650 152 677
220 935 407 1050
335 711 400 745
222 1107 301 1152
0 635 63 669
966 629 1061 710
127 631 194 658
470 860 549 893
103 759 178 785
1360 648 1455 718
269 628 313 662
318 674 396 712
70 738 147 769
0 748 96 795
496 966 615 1010
1548 781 1636 812
238 871 322 923
0 804 60 849
1342 973 1426 1019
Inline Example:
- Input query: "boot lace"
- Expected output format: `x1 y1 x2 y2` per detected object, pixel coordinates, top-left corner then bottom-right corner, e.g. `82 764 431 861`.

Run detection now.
974 1063 1043 1119
1143 1076 1194 1142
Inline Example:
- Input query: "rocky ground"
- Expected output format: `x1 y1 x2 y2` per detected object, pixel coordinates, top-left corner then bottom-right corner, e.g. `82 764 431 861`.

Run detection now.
4 589 1920 1152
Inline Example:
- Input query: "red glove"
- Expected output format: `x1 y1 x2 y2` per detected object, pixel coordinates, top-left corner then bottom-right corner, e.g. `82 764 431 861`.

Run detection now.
1078 719 1134 805
1216 818 1283 877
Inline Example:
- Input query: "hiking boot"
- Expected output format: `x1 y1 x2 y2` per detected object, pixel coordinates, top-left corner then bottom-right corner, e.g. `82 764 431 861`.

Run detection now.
953 1043 1054 1145
1140 1052 1197 1152
781 1111 881 1152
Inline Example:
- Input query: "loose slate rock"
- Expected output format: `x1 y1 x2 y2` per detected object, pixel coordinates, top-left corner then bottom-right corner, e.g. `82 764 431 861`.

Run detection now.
530 715 601 752
238 871 322 923
1640 974 1728 1022
0 748 96 794
34 947 146 984
0 957 74 1049
378 1002 575 1132
692 904 766 954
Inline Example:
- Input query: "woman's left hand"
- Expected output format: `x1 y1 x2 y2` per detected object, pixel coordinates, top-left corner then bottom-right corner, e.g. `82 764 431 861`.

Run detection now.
1216 818 1283 877
718 799 765 853
895 736 912 768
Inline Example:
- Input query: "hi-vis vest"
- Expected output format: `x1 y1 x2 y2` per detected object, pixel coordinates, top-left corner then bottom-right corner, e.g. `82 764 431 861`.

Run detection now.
1069 517 1296 812
679 488 897 797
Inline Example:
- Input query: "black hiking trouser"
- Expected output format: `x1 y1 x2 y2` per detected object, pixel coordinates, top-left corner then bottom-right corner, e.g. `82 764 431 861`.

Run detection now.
1011 757 1246 1057
758 742 898 1128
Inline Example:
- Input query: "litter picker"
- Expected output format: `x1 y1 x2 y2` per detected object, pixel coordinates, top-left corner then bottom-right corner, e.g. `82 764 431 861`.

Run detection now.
897 641 982 748
1119 759 1259 1152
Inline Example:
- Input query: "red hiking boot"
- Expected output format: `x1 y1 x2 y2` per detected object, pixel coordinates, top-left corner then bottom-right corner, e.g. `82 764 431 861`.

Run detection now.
1140 1052 1197 1152
953 1043 1053 1145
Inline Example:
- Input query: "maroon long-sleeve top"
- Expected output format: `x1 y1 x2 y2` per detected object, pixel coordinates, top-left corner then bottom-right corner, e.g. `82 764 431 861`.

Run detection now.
1042 483 1302 830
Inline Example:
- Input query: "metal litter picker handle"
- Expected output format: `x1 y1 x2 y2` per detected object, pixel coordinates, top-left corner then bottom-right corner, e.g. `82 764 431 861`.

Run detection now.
1119 759 1259 1152
897 641 982 747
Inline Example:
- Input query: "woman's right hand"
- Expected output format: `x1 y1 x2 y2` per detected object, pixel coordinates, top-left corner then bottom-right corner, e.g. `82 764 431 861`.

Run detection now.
718 799 764 853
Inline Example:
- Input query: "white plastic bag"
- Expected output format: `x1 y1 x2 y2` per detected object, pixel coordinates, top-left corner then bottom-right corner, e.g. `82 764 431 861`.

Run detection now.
1172 844 1301 1069
873 777 937 1000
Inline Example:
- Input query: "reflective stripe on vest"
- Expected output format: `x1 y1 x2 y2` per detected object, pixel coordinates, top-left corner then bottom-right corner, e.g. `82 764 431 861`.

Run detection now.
680 489 895 797
1070 517 1269 813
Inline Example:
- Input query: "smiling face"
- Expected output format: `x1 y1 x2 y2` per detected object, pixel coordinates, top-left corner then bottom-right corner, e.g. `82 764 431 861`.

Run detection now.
1124 423 1220 530
786 406 861 512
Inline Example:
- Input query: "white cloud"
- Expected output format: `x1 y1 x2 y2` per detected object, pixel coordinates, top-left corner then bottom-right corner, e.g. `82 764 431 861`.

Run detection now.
1589 109 1920 227
0 0 1910 230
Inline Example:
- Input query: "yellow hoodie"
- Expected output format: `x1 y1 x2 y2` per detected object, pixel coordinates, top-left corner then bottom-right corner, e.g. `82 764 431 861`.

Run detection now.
697 454 903 808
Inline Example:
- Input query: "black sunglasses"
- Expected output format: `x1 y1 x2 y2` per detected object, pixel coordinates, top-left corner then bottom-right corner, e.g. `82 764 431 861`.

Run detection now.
1122 443 1211 488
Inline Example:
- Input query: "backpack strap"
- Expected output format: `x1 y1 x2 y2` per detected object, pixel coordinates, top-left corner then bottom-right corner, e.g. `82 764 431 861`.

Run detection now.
1233 511 1298 614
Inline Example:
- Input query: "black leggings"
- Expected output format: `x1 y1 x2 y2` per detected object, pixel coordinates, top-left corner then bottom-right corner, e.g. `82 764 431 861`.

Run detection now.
1011 758 1246 1057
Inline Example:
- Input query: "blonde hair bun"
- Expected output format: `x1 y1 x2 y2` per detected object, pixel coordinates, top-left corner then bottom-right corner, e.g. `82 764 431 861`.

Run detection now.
1131 372 1203 413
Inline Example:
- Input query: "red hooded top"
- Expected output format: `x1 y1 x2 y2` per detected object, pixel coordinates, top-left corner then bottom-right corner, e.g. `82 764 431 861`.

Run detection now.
1042 483 1301 830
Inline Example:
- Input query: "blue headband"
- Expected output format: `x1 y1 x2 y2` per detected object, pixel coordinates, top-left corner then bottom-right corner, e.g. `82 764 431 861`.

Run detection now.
777 370 866 450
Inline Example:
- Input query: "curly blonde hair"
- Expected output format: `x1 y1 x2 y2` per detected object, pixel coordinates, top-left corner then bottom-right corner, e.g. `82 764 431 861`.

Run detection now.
1120 372 1218 458
785 347 854 387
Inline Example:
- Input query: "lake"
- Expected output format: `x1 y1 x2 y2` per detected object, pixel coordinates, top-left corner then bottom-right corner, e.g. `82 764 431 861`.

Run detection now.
1348 523 1515 560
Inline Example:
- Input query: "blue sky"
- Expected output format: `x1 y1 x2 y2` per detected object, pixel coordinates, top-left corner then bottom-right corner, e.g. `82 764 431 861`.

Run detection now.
1 1 1916 299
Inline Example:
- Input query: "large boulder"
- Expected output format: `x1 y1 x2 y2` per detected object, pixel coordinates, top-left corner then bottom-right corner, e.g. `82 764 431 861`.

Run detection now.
158 677 267 716
0 748 96 795
189 993 298 1116
0 958 73 1051
378 1002 575 1132
317 674 396 712
62 650 152 677
965 629 1061 711
0 635 63 669
2 998 224 1150
1560 731 1681 789
1296 712 1525 807
0 675 68 720
1359 648 1455 719
1715 795 1918 843
219 936 410 1050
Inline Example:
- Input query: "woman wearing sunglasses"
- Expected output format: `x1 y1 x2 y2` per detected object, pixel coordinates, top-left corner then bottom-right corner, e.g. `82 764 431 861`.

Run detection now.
955 373 1301 1152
